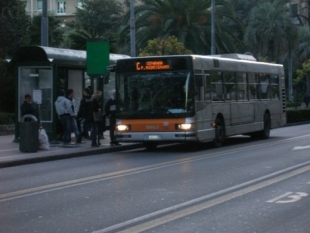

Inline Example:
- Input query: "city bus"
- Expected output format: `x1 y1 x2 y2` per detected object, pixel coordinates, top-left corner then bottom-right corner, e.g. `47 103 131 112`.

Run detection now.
113 54 286 149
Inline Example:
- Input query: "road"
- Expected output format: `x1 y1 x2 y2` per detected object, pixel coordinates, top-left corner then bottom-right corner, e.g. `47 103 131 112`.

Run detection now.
0 124 310 233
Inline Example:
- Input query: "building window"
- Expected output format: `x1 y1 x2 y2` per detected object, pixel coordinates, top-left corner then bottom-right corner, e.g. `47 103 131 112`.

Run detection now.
37 0 42 10
57 0 66 14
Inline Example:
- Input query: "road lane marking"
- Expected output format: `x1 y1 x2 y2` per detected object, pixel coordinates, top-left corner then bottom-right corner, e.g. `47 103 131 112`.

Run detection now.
1 134 310 202
293 145 310 150
93 163 310 233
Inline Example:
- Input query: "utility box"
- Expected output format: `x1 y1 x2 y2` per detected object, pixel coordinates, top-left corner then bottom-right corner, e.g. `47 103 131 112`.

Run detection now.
19 114 38 152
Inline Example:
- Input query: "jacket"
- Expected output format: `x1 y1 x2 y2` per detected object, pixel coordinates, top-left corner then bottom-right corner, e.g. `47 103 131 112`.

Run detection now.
54 96 74 118
68 97 77 117
77 95 92 121
105 98 116 117
20 101 37 118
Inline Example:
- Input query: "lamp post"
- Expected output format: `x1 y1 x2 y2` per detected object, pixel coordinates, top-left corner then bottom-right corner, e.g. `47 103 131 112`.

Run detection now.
130 0 136 57
211 0 215 55
41 0 48 46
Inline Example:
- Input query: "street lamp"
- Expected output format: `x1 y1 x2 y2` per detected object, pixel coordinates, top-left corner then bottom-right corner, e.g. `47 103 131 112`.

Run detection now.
41 0 48 46
130 0 136 57
211 0 215 55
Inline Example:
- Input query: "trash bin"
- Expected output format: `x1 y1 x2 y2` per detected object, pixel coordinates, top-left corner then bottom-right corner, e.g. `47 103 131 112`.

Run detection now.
19 114 38 152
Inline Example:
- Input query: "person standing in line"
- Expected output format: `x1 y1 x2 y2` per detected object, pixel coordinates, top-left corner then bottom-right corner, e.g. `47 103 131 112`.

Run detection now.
55 89 75 145
105 90 120 146
77 87 92 141
67 89 81 143
91 91 102 147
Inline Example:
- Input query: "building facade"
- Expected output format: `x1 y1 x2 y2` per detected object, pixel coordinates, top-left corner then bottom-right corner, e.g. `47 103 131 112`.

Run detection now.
21 0 128 20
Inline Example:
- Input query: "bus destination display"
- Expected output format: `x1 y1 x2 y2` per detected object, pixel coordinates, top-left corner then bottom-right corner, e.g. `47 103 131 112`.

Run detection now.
136 61 170 71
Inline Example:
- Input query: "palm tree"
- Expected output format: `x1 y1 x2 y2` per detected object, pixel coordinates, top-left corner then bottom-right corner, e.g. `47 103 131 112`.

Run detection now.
243 0 296 62
120 0 244 55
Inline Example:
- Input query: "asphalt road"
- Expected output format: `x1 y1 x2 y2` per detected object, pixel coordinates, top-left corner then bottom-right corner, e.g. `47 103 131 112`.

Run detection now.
0 124 310 233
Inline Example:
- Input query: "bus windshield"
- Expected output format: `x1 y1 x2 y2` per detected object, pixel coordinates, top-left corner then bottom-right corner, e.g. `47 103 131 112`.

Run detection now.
116 71 195 119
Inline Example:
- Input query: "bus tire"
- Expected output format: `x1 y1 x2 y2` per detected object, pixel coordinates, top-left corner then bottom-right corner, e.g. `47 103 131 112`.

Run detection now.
259 112 271 139
143 142 158 150
213 118 225 147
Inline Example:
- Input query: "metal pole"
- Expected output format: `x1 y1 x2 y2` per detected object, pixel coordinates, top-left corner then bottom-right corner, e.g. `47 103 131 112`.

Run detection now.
211 0 216 55
288 58 293 102
41 0 48 46
130 0 136 57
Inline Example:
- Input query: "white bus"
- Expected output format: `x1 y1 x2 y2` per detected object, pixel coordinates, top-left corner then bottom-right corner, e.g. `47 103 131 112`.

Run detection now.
114 54 286 149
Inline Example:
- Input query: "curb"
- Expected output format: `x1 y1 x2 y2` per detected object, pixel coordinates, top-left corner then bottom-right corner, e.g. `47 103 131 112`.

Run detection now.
0 143 143 168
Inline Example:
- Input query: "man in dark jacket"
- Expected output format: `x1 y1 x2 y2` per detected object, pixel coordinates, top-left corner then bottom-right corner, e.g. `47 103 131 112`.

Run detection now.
20 94 38 117
105 90 120 146
77 88 92 142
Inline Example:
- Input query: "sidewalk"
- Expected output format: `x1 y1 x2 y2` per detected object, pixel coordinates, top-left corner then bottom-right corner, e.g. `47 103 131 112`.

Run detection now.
0 132 142 168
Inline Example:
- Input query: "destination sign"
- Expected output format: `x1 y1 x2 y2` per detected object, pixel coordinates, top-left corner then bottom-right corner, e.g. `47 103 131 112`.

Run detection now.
136 61 170 71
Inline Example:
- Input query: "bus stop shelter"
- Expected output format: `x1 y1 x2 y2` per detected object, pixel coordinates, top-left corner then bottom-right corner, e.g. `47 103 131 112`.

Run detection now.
10 45 130 143
10 46 88 143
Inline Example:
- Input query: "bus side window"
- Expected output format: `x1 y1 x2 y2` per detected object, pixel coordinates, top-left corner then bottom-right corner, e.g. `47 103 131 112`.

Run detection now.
270 75 279 100
236 72 247 101
210 72 223 101
248 73 259 100
260 74 270 100
224 72 236 101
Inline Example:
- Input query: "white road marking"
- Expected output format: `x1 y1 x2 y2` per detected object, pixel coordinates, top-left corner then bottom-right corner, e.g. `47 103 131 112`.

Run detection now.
293 145 310 150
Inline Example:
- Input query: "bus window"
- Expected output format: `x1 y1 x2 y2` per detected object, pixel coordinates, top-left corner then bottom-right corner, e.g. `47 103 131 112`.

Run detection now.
248 73 259 100
210 72 224 101
260 74 271 100
224 72 236 101
236 72 247 101
270 75 279 100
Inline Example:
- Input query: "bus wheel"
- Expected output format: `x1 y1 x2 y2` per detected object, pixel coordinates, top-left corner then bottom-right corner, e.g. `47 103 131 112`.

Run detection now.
213 118 225 147
259 112 271 139
143 142 158 150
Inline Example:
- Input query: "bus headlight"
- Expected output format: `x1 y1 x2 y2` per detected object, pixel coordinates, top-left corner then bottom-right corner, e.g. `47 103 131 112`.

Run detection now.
116 125 130 131
177 123 193 130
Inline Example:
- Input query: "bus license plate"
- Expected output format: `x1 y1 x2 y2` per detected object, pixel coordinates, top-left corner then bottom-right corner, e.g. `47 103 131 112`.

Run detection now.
145 135 161 140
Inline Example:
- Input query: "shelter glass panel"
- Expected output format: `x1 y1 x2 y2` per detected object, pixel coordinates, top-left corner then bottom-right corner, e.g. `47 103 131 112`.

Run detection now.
18 67 53 122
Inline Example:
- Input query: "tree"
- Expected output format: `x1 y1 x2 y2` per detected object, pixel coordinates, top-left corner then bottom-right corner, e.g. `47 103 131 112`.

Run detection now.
0 0 30 113
243 0 296 62
66 0 124 52
27 14 65 47
120 0 244 55
139 36 192 56
0 0 31 58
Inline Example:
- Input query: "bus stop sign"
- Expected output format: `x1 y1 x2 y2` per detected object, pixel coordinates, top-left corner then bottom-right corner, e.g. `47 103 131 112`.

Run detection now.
87 39 109 76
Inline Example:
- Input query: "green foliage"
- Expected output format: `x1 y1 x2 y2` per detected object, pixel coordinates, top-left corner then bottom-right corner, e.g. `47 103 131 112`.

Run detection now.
295 60 310 86
0 0 31 58
139 36 192 56
243 0 296 62
286 102 302 108
120 0 244 55
27 14 65 47
0 112 14 125
67 0 124 52
286 109 310 124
